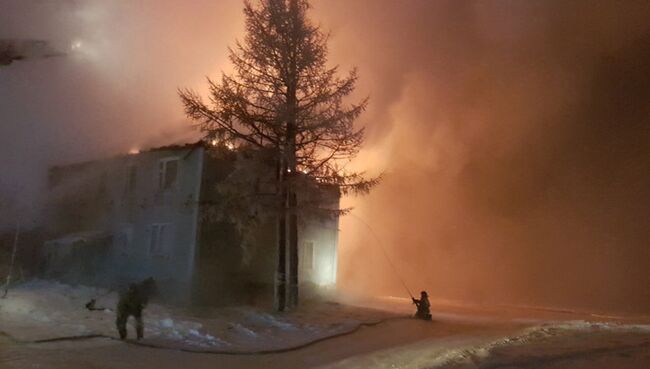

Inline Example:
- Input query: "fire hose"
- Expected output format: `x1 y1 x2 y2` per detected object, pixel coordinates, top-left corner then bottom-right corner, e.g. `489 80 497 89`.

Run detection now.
347 213 415 299
1 315 413 355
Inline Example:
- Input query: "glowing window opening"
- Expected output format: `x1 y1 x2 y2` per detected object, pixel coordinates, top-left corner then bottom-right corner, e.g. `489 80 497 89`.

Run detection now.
302 241 315 270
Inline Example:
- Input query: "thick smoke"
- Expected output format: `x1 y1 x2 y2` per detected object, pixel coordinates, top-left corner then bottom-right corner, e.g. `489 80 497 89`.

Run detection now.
321 0 650 314
0 0 242 227
1 1 648 313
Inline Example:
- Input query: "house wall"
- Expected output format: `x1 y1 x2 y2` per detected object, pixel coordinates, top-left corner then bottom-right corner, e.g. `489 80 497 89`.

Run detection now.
299 217 339 288
44 145 205 304
44 144 340 307
192 151 256 305
192 151 340 306
114 146 204 303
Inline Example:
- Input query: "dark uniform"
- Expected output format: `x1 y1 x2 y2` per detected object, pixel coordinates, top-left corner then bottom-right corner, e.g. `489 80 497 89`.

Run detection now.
412 290 432 321
116 278 156 340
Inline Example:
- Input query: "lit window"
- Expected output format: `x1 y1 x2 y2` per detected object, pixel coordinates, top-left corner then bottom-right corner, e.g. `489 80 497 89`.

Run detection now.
158 158 179 190
303 241 315 270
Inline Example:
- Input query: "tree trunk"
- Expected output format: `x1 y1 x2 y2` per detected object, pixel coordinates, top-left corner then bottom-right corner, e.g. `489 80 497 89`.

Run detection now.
2 221 20 299
275 160 287 311
286 115 299 308
287 189 299 308
286 0 301 310
286 86 299 309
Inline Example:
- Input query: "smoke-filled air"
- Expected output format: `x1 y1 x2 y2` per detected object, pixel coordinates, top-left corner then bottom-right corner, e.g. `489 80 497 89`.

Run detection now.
3 1 650 368
2 0 650 314
327 0 650 315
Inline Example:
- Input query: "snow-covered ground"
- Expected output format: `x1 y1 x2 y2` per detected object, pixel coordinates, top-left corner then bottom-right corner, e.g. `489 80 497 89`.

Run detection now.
317 319 650 369
1 281 649 369
0 280 394 351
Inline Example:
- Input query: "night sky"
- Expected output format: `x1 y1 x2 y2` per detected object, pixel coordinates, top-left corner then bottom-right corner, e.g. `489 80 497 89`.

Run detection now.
1 0 649 313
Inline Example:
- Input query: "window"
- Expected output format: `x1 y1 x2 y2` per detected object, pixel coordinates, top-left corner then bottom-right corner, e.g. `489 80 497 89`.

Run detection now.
149 223 170 256
158 158 179 190
302 241 315 270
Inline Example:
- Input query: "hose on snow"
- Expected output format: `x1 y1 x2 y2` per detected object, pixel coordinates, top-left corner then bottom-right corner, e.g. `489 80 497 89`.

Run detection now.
1 315 416 356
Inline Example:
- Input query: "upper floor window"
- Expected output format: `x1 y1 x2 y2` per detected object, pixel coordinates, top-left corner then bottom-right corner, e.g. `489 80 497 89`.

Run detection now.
158 158 179 190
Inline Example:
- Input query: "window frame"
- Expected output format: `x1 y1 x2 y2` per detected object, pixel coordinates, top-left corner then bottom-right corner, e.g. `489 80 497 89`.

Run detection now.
149 223 171 257
157 157 180 191
302 240 315 270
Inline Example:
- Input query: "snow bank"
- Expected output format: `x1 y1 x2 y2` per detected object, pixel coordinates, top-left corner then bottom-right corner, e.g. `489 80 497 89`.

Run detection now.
424 321 650 369
0 280 114 338
148 318 228 347
319 318 650 369
240 310 298 331
0 280 387 351
0 280 244 347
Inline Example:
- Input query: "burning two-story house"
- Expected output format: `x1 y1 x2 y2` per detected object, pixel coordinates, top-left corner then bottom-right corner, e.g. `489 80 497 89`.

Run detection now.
41 142 339 305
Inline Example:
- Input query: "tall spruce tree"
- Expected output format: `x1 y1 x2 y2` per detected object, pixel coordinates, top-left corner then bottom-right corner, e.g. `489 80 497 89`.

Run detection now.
180 0 378 310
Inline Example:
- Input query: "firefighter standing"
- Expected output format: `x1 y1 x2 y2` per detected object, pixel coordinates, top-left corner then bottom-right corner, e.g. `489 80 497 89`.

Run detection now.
115 277 157 340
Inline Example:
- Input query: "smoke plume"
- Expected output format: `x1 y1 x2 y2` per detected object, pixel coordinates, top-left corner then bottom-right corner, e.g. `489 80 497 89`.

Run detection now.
1 0 648 314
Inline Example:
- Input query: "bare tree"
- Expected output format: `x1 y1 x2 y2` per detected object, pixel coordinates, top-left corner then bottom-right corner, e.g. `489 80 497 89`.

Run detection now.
180 0 379 310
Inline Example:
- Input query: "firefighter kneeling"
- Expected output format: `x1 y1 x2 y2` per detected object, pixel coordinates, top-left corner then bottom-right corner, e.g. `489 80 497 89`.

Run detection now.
412 290 432 321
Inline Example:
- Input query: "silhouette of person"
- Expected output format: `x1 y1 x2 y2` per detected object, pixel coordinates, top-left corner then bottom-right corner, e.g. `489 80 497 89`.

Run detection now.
412 290 432 320
115 277 157 340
